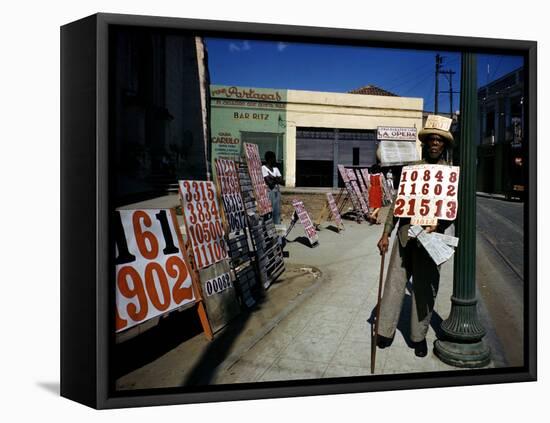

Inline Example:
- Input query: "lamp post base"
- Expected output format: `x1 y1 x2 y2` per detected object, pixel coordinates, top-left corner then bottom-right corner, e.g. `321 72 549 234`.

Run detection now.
434 339 491 368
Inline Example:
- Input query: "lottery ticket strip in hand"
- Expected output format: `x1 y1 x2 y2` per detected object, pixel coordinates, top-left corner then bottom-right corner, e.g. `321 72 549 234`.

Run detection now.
408 225 459 266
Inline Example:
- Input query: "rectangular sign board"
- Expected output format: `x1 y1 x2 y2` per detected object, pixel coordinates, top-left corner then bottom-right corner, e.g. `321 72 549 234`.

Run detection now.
326 192 344 230
337 165 364 217
291 199 319 247
215 158 247 233
179 180 229 269
378 140 420 166
377 126 417 141
115 209 197 333
393 164 460 226
244 142 272 216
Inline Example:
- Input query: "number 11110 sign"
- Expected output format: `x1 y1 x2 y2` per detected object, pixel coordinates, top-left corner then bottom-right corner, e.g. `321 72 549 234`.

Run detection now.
394 164 460 226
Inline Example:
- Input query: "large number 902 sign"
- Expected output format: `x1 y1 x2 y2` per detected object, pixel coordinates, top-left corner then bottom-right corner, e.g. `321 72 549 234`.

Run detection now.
114 209 196 333
393 164 460 225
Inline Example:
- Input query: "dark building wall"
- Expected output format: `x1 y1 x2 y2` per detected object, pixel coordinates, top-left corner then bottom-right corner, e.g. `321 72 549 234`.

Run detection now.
110 27 208 205
477 67 525 197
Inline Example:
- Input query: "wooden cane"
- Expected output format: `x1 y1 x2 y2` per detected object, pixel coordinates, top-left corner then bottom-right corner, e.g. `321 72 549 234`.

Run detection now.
371 249 386 374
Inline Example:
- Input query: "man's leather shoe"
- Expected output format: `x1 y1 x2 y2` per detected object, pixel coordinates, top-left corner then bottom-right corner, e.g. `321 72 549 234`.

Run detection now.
376 335 394 349
413 339 428 357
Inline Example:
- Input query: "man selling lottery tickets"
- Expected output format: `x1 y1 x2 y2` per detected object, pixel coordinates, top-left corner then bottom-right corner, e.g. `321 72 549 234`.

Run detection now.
375 115 457 358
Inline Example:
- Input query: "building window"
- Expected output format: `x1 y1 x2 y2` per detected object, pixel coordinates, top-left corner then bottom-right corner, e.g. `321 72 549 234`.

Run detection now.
353 148 360 166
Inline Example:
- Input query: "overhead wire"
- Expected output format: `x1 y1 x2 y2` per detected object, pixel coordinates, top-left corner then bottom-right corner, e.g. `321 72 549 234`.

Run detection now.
387 56 460 95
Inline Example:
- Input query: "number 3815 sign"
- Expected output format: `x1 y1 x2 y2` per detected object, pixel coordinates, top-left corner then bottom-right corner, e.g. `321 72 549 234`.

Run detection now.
394 164 460 225
179 180 229 269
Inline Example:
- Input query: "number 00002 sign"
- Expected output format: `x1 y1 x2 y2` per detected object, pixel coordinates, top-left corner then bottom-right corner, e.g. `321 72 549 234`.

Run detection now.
394 164 460 224
115 209 196 333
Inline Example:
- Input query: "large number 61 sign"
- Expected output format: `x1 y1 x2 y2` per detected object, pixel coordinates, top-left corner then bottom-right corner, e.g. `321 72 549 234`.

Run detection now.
393 164 460 226
114 209 199 333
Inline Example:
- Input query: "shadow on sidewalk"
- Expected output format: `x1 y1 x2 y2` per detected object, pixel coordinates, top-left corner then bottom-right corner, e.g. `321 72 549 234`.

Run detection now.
368 282 445 349
287 235 314 248
182 296 267 386
115 264 321 389
325 224 342 233
113 307 206 379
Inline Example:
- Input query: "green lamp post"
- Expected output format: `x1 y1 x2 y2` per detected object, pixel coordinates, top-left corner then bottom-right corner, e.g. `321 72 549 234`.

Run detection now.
434 52 491 367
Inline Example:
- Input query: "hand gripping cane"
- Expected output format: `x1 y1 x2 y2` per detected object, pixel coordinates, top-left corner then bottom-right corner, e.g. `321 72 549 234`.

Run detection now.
371 249 386 374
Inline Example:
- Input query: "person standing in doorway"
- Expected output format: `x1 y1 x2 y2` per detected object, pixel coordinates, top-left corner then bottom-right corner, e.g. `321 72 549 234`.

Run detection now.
262 151 284 224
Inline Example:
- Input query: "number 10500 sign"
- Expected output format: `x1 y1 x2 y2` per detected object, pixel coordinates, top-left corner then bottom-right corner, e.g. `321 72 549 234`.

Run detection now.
394 164 460 221
179 180 229 269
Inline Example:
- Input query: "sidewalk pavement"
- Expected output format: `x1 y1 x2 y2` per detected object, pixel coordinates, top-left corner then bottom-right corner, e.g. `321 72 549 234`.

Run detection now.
116 204 496 390
210 207 494 384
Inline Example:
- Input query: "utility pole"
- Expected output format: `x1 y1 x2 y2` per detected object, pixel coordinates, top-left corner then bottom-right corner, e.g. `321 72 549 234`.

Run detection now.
435 54 457 116
440 69 456 115
434 54 442 114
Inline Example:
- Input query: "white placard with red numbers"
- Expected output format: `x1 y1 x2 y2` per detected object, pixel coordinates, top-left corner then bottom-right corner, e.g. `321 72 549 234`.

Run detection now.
115 209 196 333
179 180 229 269
292 199 319 246
394 164 460 225
337 165 349 183
326 192 344 229
244 142 272 216
215 158 247 233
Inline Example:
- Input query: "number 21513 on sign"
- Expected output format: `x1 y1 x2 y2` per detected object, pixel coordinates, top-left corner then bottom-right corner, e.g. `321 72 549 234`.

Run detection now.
393 164 460 224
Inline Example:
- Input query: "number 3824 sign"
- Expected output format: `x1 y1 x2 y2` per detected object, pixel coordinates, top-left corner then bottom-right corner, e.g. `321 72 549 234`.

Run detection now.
394 164 460 225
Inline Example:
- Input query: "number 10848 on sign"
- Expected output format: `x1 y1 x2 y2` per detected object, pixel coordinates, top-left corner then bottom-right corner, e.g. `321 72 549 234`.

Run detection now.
393 164 460 224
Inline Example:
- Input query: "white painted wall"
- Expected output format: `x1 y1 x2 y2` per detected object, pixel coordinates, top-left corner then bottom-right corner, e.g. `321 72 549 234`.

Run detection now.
284 90 424 186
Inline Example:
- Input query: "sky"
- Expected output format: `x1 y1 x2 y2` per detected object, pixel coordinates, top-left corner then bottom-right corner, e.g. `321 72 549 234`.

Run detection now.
205 38 524 114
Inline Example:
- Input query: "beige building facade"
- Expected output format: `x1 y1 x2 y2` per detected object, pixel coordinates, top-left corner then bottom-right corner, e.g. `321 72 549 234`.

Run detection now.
210 85 424 188
285 89 423 187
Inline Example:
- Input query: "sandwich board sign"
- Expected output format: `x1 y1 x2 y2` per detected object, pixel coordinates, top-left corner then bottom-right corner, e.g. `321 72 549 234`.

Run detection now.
290 199 319 247
326 192 344 231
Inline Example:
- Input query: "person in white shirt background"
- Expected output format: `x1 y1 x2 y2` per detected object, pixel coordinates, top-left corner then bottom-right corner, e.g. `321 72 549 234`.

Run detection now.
262 150 284 224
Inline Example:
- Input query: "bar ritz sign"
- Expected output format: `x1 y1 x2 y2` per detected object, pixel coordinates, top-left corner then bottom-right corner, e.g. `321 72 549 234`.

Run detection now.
377 126 417 141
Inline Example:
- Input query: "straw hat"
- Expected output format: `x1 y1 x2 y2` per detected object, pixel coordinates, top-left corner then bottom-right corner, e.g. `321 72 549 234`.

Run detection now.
418 115 454 147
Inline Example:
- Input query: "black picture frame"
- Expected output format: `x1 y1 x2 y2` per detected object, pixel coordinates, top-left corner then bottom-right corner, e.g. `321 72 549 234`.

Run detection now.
60 12 537 409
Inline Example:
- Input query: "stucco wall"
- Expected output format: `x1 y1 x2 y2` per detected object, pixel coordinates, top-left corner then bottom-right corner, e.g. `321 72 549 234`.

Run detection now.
284 89 424 186
209 85 424 187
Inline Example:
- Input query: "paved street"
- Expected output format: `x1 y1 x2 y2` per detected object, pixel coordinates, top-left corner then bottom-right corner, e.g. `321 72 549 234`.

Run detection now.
476 196 525 366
